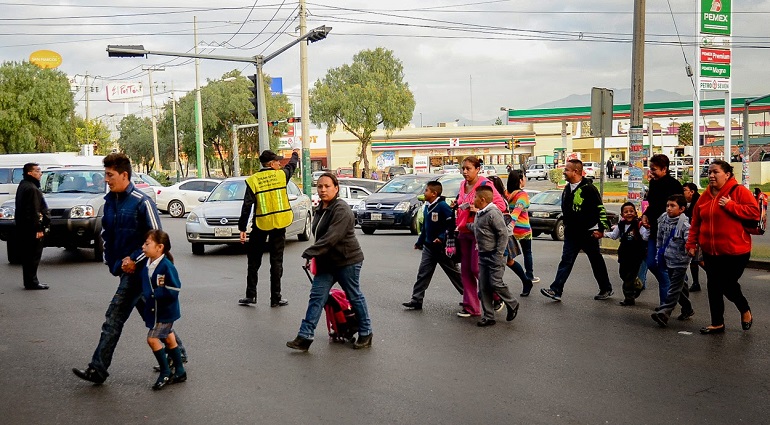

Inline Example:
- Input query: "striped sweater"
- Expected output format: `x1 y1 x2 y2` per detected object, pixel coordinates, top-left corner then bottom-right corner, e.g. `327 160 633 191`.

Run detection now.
506 190 532 240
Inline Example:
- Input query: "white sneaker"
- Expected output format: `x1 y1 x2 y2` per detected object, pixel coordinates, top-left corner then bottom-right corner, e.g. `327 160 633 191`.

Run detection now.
456 309 472 318
531 276 541 283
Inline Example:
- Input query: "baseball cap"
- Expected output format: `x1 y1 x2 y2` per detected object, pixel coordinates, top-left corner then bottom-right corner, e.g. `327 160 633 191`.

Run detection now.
259 150 281 165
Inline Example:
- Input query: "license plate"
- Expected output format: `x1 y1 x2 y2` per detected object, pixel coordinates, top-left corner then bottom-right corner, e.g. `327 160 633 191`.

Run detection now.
215 227 233 237
370 213 382 221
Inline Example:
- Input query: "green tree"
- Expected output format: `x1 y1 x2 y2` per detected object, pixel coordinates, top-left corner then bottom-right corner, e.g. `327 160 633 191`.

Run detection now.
117 115 154 171
71 115 113 155
494 117 503 125
0 61 75 153
310 48 415 175
678 122 693 146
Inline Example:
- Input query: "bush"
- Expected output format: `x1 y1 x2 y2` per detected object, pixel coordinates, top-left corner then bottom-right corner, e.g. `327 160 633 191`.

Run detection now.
549 168 562 184
149 170 172 187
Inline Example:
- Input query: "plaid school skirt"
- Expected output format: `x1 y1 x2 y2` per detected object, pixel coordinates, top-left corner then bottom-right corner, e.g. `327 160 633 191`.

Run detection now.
504 236 522 262
147 322 174 339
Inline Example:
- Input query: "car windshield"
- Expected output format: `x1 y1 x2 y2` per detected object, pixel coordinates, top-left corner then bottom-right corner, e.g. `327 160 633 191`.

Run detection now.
439 176 463 198
140 173 162 186
41 170 105 194
207 180 247 202
530 191 561 206
379 176 428 194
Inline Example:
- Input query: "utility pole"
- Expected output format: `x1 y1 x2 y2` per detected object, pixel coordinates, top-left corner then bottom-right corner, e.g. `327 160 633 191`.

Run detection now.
299 0 312 195
84 72 90 147
194 16 205 178
143 66 164 172
171 81 180 181
628 0 646 207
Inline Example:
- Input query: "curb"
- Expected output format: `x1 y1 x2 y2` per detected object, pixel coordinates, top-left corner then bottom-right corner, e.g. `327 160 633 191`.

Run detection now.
599 247 770 271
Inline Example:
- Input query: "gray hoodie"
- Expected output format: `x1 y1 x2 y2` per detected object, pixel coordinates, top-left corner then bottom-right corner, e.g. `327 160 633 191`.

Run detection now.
468 203 508 256
656 212 690 269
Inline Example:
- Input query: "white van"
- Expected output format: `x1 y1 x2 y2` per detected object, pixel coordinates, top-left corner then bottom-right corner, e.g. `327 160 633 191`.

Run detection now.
0 153 104 204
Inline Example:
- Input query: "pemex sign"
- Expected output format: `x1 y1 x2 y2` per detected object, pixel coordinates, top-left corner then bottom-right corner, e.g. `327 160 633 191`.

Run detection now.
701 0 731 35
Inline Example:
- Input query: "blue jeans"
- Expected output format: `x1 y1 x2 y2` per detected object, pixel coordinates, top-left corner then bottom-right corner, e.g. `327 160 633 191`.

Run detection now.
644 237 670 304
89 273 186 378
298 262 372 340
549 232 612 296
518 237 535 280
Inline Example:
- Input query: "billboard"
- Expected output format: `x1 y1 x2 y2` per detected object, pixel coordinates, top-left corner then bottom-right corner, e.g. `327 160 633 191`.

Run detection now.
106 81 143 103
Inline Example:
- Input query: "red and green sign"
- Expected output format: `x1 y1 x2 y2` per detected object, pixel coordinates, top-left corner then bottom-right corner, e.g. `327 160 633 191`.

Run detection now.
700 63 731 78
700 0 731 35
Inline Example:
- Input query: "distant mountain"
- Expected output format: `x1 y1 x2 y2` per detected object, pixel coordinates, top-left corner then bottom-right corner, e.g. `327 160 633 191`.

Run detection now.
533 89 687 109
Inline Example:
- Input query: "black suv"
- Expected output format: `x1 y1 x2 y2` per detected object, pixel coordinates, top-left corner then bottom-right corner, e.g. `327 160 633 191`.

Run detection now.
0 167 108 263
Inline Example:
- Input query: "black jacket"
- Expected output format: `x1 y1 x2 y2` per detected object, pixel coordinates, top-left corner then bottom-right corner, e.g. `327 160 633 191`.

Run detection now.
15 174 49 235
642 174 683 231
302 197 364 273
684 192 700 219
561 178 610 236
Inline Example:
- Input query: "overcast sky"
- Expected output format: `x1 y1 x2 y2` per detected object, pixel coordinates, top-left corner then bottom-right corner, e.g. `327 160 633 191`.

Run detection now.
2 0 769 129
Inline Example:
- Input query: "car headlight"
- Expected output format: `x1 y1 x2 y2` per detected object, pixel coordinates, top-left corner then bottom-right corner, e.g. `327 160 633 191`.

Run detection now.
0 206 15 220
531 211 550 218
70 205 95 218
355 200 366 211
394 201 411 212
187 212 200 223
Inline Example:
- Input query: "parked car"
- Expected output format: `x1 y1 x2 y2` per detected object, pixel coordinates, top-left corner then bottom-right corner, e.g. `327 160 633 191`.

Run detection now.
385 166 407 180
312 170 329 184
336 167 354 178
132 172 163 203
528 190 618 241
582 162 600 178
479 165 497 177
441 164 461 175
494 165 510 175
185 177 312 255
355 174 464 235
156 178 220 218
0 167 112 263
337 177 385 193
312 184 372 208
526 164 552 180
611 161 628 178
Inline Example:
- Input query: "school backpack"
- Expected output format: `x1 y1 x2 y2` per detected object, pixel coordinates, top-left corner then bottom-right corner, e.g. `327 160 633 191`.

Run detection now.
729 185 768 235
325 288 359 343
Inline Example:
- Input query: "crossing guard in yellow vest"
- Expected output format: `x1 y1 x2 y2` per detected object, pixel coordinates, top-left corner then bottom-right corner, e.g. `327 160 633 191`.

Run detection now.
238 149 299 308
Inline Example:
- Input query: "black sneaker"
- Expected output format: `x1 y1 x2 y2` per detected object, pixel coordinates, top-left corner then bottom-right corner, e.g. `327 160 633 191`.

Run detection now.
72 367 106 384
651 312 669 327
402 301 423 310
271 299 289 307
594 290 614 300
456 309 472 318
238 297 256 305
540 288 561 302
677 310 695 321
689 283 702 292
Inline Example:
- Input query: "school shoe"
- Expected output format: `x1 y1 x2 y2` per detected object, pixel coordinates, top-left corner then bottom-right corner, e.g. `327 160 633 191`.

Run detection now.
506 303 519 321
402 301 423 310
689 283 702 292
171 372 188 384
477 318 496 327
72 367 106 384
152 375 170 391
520 281 533 297
456 309 472 318
677 310 695 321
540 288 561 302
271 299 289 307
594 290 614 300
700 325 725 335
353 333 373 349
24 284 49 290
651 312 668 328
742 310 753 330
238 297 256 306
286 336 313 351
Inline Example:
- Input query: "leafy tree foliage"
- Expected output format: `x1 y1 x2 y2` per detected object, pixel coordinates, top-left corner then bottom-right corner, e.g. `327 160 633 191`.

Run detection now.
310 48 415 176
0 61 75 153
678 122 693 146
71 115 113 155
117 115 154 171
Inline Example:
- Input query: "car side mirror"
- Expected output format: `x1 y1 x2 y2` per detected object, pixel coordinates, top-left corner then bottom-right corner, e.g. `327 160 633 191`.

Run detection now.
198 196 206 202
288 194 298 201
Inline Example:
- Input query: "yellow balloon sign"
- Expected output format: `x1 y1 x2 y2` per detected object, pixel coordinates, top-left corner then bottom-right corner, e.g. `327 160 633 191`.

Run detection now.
29 50 63 69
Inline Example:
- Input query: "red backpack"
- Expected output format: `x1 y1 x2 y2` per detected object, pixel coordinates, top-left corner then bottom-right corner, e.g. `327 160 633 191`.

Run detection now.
325 289 359 343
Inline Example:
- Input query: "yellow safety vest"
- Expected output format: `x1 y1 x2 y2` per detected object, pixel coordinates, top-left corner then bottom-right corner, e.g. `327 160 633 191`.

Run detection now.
245 169 293 231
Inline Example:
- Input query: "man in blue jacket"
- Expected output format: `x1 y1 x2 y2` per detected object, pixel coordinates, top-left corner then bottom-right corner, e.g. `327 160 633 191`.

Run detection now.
72 153 185 384
402 181 463 309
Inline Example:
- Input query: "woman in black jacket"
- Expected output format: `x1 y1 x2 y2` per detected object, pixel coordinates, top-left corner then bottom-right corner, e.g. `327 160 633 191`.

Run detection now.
287 173 373 351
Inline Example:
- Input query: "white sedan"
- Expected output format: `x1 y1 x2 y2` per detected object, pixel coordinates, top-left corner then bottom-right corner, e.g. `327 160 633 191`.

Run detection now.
157 178 220 218
312 184 372 208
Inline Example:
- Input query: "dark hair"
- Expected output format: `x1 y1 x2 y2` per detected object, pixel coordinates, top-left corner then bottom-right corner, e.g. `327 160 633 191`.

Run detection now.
507 170 523 193
709 160 733 178
462 156 481 169
316 172 340 200
620 201 637 214
145 229 173 263
103 153 132 178
667 194 687 208
682 182 698 192
426 181 443 196
475 184 494 202
23 162 39 174
649 154 670 173
487 175 505 197
567 158 583 171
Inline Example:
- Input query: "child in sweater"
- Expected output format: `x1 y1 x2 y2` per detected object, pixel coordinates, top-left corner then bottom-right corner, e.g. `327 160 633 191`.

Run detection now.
467 185 519 327
651 195 694 327
604 202 649 306
142 229 186 390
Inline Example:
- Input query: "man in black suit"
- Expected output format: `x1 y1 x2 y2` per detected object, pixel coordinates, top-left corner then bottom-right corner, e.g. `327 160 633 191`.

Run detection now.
15 162 50 290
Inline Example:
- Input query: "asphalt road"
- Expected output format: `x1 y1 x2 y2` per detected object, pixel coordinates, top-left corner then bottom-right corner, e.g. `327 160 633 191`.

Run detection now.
1 215 770 424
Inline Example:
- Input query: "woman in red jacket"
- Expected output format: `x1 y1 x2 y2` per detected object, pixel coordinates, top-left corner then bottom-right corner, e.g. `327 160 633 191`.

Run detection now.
686 160 760 335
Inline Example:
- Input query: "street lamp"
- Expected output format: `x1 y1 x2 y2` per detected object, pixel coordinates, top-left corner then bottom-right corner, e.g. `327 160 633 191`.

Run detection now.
500 107 514 125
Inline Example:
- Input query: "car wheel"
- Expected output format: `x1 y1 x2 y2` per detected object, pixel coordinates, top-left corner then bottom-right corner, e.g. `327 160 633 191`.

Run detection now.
532 231 542 238
7 237 21 265
191 243 205 255
168 200 185 218
93 232 104 262
361 226 376 235
298 215 311 241
552 219 565 241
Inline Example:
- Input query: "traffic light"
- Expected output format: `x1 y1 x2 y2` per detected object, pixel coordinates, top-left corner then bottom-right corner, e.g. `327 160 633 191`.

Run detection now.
505 139 512 150
286 117 301 123
513 139 520 149
247 74 259 120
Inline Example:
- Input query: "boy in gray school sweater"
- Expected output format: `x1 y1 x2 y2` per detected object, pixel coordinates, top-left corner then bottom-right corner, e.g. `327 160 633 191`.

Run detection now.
651 194 694 327
467 185 519 327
